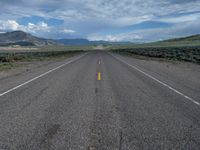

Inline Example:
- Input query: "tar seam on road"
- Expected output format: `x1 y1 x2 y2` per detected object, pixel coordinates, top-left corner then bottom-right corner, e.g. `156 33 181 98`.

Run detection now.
0 53 87 97
109 53 200 106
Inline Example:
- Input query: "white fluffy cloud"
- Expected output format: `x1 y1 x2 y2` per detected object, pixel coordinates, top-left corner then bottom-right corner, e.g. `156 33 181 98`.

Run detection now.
88 33 142 42
0 20 50 33
25 22 50 33
63 29 76 33
0 20 19 30
0 19 76 39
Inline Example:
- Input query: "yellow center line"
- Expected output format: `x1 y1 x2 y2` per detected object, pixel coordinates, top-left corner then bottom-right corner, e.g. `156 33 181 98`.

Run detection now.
97 71 101 81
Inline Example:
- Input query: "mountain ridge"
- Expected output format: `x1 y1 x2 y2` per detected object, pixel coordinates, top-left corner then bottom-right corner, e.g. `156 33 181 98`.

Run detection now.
1 31 200 47
0 31 61 46
56 39 132 45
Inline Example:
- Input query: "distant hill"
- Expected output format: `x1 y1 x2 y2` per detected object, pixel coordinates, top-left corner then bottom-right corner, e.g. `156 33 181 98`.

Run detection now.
0 31 60 46
150 34 200 47
163 34 200 42
56 39 91 45
56 39 131 46
109 34 200 50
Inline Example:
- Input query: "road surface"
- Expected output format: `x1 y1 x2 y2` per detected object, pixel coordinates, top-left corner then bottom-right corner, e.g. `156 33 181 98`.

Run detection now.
0 50 200 150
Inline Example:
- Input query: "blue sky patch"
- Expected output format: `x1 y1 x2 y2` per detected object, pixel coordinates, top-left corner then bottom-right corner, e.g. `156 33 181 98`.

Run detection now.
17 16 64 26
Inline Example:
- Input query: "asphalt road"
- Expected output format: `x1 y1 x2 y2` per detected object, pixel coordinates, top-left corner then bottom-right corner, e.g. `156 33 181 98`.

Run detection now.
0 50 200 150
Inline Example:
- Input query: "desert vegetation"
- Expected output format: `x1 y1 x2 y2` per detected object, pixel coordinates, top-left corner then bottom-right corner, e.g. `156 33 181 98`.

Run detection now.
0 50 85 71
111 46 200 64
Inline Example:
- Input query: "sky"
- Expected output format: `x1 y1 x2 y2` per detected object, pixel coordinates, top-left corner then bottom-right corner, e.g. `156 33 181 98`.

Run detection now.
0 0 200 42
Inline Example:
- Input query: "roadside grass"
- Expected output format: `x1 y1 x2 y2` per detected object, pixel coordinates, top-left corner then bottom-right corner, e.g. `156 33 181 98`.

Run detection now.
0 63 16 71
38 45 95 51
110 46 200 64
0 50 85 71
0 45 95 53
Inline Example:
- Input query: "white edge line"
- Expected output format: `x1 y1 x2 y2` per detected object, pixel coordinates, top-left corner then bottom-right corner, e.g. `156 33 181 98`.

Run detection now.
109 52 200 106
0 53 87 97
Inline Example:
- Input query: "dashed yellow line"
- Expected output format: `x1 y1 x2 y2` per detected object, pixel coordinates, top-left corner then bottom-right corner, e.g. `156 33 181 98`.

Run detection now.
97 71 101 81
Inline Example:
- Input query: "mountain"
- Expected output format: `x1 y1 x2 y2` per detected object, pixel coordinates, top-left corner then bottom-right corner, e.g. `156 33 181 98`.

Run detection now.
57 35 200 46
56 39 91 45
0 31 132 47
56 39 132 45
0 31 60 46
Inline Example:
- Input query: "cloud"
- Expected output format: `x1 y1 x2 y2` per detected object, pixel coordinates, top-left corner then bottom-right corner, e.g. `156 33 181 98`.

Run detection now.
0 19 77 39
0 20 50 34
63 29 76 34
157 12 200 23
88 17 200 42
0 20 19 30
25 22 50 33
88 33 142 42
0 0 199 41
1 0 199 24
